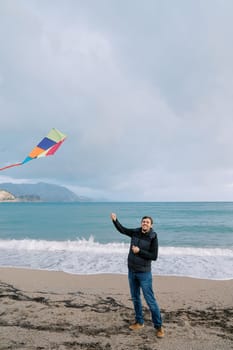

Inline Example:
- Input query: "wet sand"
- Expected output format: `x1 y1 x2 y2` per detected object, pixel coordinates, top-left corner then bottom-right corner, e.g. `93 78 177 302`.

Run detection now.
0 267 232 350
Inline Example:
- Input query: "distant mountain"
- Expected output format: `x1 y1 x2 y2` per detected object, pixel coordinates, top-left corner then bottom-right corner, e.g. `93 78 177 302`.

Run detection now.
0 182 90 202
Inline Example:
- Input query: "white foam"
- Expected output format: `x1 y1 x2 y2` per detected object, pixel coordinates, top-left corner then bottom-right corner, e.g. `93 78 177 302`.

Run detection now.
0 238 232 257
0 238 232 279
0 236 128 253
160 246 233 257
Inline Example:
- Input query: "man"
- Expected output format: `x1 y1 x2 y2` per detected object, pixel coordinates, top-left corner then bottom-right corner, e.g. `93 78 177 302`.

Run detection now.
110 213 164 338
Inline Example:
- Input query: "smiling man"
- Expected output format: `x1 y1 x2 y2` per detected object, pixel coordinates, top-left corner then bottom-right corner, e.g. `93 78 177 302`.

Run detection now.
110 213 164 338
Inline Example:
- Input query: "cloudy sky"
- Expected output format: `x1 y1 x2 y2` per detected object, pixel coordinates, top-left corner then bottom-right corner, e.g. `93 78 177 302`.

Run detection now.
0 0 233 201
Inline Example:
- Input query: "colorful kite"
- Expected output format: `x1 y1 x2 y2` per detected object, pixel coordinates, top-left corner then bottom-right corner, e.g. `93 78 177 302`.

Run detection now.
0 128 67 171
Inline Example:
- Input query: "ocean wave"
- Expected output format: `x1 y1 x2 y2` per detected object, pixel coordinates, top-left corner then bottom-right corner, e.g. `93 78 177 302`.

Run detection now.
0 239 232 279
0 237 232 257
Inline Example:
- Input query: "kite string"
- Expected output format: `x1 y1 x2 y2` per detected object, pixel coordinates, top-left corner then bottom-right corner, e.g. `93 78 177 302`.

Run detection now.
0 162 22 171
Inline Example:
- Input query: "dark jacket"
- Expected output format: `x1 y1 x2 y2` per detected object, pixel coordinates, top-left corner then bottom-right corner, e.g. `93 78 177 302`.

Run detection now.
112 218 158 272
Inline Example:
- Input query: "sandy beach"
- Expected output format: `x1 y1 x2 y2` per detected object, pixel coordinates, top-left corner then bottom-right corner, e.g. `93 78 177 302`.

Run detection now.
0 268 232 350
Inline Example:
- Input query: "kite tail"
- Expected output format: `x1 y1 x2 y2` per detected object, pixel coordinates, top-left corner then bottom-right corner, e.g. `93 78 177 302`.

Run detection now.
0 162 22 171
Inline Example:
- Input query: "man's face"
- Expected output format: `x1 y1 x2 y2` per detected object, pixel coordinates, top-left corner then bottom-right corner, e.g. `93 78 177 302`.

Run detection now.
141 218 153 233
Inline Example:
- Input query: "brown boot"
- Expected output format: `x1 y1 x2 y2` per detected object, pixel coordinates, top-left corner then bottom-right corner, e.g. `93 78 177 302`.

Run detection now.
156 326 164 338
129 322 144 330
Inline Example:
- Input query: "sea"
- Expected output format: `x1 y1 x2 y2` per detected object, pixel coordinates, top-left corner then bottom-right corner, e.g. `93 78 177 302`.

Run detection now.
0 202 232 280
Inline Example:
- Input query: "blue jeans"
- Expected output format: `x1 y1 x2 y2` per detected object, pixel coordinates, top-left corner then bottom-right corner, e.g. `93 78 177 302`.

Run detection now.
128 270 162 328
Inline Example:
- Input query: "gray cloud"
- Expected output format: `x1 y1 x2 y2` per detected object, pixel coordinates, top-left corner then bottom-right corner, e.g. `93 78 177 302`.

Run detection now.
1 0 233 200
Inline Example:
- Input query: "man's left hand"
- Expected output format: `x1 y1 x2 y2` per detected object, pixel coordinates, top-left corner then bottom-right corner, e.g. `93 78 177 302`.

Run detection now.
132 245 140 254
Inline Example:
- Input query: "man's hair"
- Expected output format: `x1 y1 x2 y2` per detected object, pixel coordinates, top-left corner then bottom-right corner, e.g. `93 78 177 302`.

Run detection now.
141 216 153 225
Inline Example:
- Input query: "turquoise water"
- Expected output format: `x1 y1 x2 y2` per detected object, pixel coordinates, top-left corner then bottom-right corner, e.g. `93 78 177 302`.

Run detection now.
0 202 232 279
0 202 232 247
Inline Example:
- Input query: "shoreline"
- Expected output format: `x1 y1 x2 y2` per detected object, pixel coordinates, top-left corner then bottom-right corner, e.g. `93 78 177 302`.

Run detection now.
1 264 233 280
0 264 232 282
0 267 232 349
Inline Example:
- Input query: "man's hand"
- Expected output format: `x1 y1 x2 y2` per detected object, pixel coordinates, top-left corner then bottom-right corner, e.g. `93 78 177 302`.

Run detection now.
132 245 140 254
111 213 117 221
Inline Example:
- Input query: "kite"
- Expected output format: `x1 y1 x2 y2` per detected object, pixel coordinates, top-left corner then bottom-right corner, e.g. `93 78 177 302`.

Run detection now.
0 128 67 171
